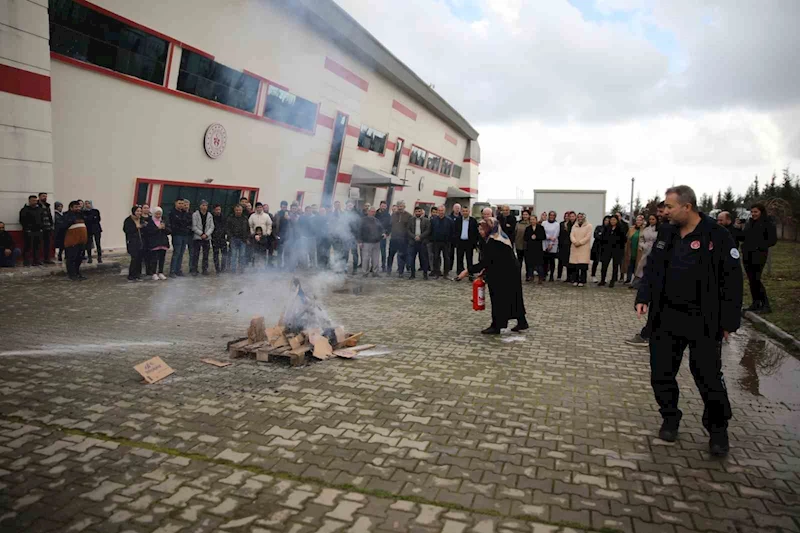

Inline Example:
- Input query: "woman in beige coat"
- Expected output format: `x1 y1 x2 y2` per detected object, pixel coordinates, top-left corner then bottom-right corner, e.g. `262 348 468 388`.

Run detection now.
568 212 593 287
633 213 658 283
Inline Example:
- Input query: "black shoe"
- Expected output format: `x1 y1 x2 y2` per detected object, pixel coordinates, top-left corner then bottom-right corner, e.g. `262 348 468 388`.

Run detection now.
78 275 88 281
658 420 679 442
709 430 729 457
397 273 403 279
511 321 529 332
23 261 30 267
756 304 772 314
97 258 103 264
408 274 416 279
44 260 55 265
169 273 177 279
176 272 185 277
744 301 761 312
468 276 475 282
481 327 501 335
32 261 42 267
191 272 198 277
202 271 210 276
87 258 93 264
609 281 616 288
423 273 428 280
598 281 606 286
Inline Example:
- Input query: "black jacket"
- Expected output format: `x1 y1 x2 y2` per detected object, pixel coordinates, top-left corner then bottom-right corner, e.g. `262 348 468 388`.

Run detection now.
0 231 14 252
591 224 606 259
721 223 744 249
360 216 384 243
83 209 102 235
453 216 479 247
559 221 573 260
499 214 516 241
168 209 193 237
54 212 65 248
39 201 53 231
636 214 742 340
226 215 250 242
741 217 777 266
123 217 144 254
142 218 171 250
602 225 626 257
19 204 44 233
523 224 546 264
211 214 227 245
376 209 391 234
431 216 454 243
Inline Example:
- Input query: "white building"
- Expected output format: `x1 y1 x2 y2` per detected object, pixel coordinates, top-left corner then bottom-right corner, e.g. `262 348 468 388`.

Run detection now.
2 0 480 249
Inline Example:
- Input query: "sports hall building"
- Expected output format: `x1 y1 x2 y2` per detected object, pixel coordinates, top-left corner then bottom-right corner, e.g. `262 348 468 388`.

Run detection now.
2 0 480 248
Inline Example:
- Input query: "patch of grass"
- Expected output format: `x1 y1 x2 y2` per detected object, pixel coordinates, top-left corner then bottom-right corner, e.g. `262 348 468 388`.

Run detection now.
743 241 800 339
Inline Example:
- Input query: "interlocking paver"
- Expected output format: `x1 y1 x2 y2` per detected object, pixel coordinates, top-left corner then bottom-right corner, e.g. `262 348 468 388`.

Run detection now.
0 269 798 533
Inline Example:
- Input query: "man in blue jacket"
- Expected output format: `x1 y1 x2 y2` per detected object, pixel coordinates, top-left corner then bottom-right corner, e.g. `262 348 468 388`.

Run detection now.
635 186 742 457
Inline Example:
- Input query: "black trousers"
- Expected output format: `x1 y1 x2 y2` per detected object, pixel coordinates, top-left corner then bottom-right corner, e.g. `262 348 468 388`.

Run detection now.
431 242 451 275
455 241 474 274
573 264 588 284
744 261 767 305
212 243 227 273
601 250 623 283
128 249 143 279
543 252 557 280
147 249 166 275
407 240 429 275
591 259 601 277
317 240 330 269
23 232 42 264
42 230 52 260
65 245 82 278
516 249 527 276
86 233 102 260
650 307 732 432
190 240 210 273
387 237 407 274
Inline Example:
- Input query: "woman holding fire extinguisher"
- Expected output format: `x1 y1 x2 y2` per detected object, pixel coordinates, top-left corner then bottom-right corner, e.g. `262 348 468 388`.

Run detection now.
457 218 527 334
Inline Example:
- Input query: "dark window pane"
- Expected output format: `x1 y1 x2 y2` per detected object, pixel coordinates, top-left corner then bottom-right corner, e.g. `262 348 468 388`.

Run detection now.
136 182 149 205
264 85 317 133
440 160 453 176
453 165 462 179
49 0 166 85
410 146 427 167
426 154 441 172
357 125 387 154
176 50 258 112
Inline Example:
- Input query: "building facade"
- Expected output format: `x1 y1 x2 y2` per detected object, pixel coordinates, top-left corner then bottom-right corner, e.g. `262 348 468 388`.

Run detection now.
1 0 480 250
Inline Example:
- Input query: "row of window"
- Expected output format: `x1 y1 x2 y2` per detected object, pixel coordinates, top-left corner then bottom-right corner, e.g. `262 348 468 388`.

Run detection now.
49 0 318 132
48 0 464 175
408 144 461 178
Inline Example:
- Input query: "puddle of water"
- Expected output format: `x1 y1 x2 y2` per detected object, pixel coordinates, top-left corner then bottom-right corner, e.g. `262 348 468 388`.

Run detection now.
353 347 392 357
726 329 800 406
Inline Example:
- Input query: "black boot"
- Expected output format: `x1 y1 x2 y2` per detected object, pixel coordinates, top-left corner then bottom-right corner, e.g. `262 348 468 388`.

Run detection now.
481 326 501 335
709 429 729 457
511 320 529 332
658 419 679 443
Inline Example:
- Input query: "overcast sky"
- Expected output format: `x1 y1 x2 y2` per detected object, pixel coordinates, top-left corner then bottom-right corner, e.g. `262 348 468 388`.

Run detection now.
334 0 800 209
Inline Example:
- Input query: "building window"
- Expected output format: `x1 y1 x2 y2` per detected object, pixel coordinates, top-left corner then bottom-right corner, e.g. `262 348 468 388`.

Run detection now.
440 159 453 176
177 50 259 112
264 85 317 133
409 146 427 167
452 164 463 179
48 0 168 85
358 126 387 154
425 153 441 173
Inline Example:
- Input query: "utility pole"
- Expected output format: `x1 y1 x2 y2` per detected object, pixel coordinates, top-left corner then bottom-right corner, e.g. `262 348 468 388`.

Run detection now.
630 177 635 217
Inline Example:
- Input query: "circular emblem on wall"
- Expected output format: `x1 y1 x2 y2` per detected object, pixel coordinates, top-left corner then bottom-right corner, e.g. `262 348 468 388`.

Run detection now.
203 123 227 159
418 176 425 192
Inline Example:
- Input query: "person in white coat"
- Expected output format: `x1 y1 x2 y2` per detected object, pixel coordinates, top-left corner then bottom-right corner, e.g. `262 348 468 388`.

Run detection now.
541 211 560 281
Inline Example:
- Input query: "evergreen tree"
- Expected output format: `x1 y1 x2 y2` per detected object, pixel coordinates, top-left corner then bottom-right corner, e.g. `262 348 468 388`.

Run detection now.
781 167 794 201
764 172 778 197
720 187 737 213
699 193 714 213
644 194 661 215
633 193 643 217
715 190 723 210
610 196 625 215
753 175 760 197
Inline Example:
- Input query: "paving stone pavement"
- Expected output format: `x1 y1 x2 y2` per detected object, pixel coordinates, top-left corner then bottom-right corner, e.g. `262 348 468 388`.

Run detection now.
0 268 799 533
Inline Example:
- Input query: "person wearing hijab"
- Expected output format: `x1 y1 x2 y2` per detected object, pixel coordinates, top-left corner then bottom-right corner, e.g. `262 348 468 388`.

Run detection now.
591 216 610 282
523 213 546 283
599 215 626 287
457 218 527 334
541 211 560 282
123 206 145 282
143 206 170 280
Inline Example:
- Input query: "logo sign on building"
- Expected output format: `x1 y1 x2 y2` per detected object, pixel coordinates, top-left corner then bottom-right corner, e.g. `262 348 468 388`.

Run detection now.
204 123 227 159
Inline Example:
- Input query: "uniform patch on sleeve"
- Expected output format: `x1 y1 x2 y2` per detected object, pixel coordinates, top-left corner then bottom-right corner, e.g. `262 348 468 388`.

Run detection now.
730 248 740 259
656 241 666 250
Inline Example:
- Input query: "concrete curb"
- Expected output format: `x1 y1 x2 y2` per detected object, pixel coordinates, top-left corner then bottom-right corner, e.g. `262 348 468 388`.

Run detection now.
743 310 800 351
0 261 121 280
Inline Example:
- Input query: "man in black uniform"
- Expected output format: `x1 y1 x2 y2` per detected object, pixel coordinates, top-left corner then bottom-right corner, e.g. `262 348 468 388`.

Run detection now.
635 186 742 457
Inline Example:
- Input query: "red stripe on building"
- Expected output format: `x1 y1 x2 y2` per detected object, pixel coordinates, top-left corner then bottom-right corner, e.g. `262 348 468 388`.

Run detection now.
392 99 417 121
460 187 478 193
433 190 448 198
324 57 369 92
336 173 352 184
463 158 479 164
316 113 334 129
0 64 51 101
401 147 411 156
445 133 457 145
304 167 324 180
346 125 360 138
385 140 396 151
394 186 404 191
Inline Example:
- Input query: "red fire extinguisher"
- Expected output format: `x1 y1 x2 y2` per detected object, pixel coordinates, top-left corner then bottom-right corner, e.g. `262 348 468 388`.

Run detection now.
473 277 486 311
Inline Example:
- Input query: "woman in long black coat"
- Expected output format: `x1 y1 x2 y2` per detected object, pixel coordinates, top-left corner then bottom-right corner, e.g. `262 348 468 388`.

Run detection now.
742 203 778 313
558 213 574 281
599 216 626 287
457 218 527 334
523 217 546 283
590 216 611 281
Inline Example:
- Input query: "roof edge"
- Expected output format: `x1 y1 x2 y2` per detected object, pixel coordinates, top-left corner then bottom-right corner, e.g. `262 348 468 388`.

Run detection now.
283 0 479 141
